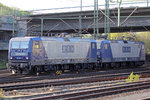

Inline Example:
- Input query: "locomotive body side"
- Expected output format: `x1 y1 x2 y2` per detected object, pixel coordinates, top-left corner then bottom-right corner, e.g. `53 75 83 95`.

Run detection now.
98 40 145 67
110 41 145 63
31 37 97 65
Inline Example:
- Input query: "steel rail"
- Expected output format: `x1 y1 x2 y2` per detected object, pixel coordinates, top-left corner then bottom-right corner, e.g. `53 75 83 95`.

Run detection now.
1 72 150 91
30 80 150 100
0 67 150 84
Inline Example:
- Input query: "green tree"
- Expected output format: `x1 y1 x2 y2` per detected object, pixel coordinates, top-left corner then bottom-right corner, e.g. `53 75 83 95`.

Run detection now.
0 2 31 16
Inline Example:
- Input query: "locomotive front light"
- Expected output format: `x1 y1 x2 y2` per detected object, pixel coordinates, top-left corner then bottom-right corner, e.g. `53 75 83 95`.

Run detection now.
10 57 13 59
26 57 28 60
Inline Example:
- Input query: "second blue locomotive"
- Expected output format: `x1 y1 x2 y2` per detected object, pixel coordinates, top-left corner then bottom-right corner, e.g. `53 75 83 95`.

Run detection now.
8 37 145 74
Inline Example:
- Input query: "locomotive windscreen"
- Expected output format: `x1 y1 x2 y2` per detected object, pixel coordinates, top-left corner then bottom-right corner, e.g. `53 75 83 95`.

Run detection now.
11 41 28 49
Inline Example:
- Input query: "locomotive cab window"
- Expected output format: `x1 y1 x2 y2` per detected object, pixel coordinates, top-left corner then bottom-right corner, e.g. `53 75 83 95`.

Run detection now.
104 43 108 50
142 45 145 49
20 41 28 49
92 43 95 49
11 41 19 49
97 43 101 49
34 41 40 49
11 41 28 49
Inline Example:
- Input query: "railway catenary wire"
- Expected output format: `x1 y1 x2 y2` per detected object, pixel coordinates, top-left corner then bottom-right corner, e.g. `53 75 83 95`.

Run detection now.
29 80 150 100
0 66 150 84
1 69 150 91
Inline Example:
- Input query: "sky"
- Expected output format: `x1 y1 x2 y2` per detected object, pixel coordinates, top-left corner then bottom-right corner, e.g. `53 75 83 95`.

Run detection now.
0 0 105 10
0 0 148 13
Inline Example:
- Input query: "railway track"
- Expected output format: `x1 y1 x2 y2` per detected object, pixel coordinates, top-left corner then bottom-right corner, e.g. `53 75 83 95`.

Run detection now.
0 67 150 85
0 69 9 75
1 67 150 99
29 80 150 100
1 69 150 91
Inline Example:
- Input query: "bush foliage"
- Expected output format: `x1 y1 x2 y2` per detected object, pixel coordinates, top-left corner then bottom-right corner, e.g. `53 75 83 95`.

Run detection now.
0 60 7 69
0 2 31 16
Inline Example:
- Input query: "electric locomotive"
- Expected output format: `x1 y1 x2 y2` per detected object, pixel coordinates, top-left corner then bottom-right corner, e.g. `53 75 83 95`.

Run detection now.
7 37 97 74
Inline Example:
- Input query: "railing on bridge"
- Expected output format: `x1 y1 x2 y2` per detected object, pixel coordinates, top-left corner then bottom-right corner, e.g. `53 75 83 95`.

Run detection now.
0 1 150 16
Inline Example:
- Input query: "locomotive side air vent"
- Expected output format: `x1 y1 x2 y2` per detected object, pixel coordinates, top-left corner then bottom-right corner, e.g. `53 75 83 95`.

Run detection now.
111 40 118 43
64 38 70 41
123 40 128 43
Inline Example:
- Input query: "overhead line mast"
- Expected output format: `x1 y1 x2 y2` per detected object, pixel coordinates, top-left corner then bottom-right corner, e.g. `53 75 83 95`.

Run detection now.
94 0 99 39
105 0 110 39
79 0 82 37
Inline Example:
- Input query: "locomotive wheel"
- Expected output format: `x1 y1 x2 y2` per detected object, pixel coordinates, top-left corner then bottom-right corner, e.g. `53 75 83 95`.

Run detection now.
30 67 40 75
110 63 115 69
130 62 135 67
102 63 110 69
70 65 74 72
22 69 30 74
36 67 41 76
35 67 40 76
115 63 120 68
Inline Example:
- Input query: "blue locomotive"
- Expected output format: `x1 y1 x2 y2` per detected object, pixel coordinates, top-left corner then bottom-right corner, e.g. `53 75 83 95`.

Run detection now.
7 37 145 74
96 40 145 67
